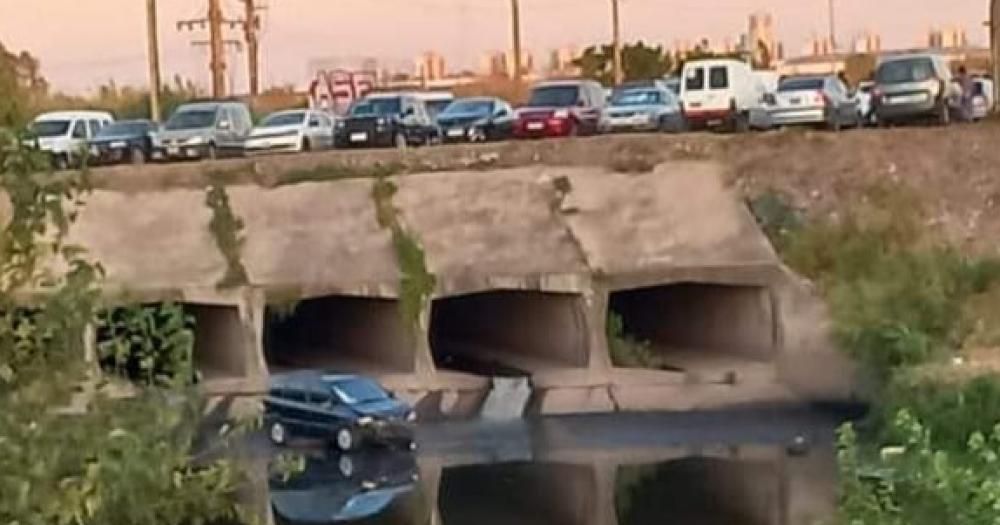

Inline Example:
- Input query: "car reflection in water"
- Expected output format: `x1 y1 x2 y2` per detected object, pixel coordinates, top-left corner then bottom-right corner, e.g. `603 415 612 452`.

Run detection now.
270 448 419 524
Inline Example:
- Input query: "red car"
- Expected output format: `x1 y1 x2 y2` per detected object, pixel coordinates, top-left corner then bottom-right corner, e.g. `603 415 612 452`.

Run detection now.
515 80 606 138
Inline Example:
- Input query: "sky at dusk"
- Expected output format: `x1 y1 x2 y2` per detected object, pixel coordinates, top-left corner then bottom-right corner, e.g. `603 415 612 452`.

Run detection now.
0 0 989 94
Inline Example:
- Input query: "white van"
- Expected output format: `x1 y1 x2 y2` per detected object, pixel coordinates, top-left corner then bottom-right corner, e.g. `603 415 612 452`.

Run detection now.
680 59 768 131
30 110 114 169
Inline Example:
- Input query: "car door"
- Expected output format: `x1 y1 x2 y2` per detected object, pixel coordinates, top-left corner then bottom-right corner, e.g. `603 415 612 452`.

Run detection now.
492 102 515 140
69 119 88 157
414 101 435 143
216 107 236 148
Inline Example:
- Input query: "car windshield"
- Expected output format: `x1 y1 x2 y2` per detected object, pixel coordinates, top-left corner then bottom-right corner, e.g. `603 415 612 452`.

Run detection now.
261 112 305 127
165 109 216 130
330 378 389 404
527 85 580 107
31 120 71 138
351 98 402 117
440 100 493 117
779 78 825 92
96 121 150 138
877 58 935 84
611 90 663 106
425 100 452 116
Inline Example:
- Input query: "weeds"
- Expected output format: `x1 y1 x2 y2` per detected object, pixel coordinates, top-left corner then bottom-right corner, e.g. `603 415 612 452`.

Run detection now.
96 303 195 387
607 311 665 369
277 161 404 187
205 183 249 289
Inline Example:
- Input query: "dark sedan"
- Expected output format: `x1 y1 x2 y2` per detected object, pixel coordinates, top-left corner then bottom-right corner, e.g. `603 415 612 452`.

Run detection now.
264 372 417 452
88 119 158 165
334 94 437 149
436 97 516 143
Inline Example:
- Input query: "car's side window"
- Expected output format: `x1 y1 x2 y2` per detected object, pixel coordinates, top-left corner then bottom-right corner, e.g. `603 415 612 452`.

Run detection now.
71 120 87 139
217 108 231 129
310 390 332 406
284 389 307 403
87 120 101 137
308 114 321 127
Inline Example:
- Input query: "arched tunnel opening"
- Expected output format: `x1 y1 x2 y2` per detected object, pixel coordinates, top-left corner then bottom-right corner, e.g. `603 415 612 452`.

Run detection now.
440 462 595 525
429 290 590 377
615 457 783 525
607 283 777 375
264 295 414 375
96 302 248 382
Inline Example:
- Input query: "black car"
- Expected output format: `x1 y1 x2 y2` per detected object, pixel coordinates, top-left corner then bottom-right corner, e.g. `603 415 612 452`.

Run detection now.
335 94 438 149
436 97 516 143
269 448 419 524
264 372 417 452
88 119 158 165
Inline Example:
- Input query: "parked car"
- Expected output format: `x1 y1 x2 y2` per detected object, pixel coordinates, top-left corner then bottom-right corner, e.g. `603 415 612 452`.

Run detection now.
157 101 253 160
28 110 114 169
604 86 685 133
245 109 335 155
872 53 960 126
264 372 417 452
515 79 606 138
436 97 516 143
663 76 681 95
768 75 861 130
269 448 418 524
335 94 438 149
679 58 769 131
88 119 158 165
970 77 995 121
414 91 455 121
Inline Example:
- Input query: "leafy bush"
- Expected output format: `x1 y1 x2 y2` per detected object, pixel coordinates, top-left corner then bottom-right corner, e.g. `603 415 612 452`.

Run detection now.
97 303 195 387
837 411 1000 525
607 311 663 369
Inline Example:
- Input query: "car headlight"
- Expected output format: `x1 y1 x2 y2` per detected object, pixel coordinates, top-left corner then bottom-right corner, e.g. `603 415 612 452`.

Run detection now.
553 109 570 119
406 411 417 422
357 416 374 426
185 136 204 146
376 117 387 127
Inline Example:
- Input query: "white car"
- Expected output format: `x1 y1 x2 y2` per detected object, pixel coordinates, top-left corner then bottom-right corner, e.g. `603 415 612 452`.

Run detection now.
29 110 114 169
680 58 769 131
971 77 995 121
244 109 336 155
855 81 875 125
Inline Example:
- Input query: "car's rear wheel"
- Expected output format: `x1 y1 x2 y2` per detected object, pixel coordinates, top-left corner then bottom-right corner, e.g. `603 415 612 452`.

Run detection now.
335 427 359 452
131 147 146 165
338 455 355 477
269 421 288 446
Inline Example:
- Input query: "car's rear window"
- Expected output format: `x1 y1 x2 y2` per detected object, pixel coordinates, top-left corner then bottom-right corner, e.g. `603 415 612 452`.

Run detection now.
709 67 729 89
527 86 580 107
779 78 825 92
876 58 935 84
685 68 705 91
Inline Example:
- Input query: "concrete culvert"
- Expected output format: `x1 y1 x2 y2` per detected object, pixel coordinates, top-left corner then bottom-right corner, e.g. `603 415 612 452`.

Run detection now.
608 283 777 375
264 295 414 374
430 290 590 377
440 463 595 525
187 304 249 381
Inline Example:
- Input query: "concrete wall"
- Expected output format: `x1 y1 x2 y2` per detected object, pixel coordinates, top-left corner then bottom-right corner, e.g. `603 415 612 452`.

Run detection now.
189 304 249 380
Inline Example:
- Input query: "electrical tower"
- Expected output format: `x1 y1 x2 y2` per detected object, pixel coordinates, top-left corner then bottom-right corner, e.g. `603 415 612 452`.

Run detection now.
177 0 266 98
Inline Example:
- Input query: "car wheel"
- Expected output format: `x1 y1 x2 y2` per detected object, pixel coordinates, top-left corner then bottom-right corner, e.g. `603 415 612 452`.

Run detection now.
269 421 288 446
394 132 408 149
937 102 951 126
827 111 842 132
53 154 69 171
335 427 358 452
338 454 355 477
301 138 312 152
733 112 751 133
131 147 146 165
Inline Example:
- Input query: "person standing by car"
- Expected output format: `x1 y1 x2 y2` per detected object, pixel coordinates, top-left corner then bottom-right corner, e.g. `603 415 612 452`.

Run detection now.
956 66 974 122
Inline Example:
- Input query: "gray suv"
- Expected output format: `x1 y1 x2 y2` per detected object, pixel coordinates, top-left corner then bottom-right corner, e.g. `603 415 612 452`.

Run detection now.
872 54 960 126
158 101 253 160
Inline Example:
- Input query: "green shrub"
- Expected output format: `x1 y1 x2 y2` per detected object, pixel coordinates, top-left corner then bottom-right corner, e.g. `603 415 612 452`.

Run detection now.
607 311 663 369
205 183 249 289
96 303 195 387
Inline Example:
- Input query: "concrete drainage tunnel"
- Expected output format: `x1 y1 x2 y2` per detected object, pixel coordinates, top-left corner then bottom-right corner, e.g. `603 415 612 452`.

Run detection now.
607 283 778 376
263 295 415 375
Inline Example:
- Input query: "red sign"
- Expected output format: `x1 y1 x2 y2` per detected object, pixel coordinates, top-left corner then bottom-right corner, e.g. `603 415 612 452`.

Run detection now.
308 69 376 115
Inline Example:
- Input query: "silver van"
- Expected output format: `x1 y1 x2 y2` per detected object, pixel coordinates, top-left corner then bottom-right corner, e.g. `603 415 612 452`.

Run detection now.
158 101 253 160
873 54 960 125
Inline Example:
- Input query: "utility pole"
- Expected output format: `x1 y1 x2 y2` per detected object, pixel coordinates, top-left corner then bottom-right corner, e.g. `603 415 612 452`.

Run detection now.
178 0 244 98
510 0 522 82
145 0 162 121
827 0 837 51
241 0 263 97
992 1 1000 113
611 0 623 85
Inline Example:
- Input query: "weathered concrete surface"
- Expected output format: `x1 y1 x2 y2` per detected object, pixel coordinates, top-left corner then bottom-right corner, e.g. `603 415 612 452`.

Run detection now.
68 160 855 414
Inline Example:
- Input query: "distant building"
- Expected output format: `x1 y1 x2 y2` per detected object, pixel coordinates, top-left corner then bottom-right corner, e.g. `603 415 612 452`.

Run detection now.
415 52 447 82
0 45 46 92
479 50 534 78
851 32 882 54
928 25 968 49
804 35 835 57
748 12 782 67
549 46 580 77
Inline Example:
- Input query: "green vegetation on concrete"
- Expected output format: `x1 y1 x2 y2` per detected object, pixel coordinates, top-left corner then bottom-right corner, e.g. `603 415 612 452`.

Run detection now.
96 303 195 387
205 183 250 289
0 136 246 524
607 311 663 369
371 174 436 335
751 186 1000 523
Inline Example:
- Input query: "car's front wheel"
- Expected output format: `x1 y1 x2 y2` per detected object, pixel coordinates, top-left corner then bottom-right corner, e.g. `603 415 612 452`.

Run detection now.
269 421 289 446
335 427 359 452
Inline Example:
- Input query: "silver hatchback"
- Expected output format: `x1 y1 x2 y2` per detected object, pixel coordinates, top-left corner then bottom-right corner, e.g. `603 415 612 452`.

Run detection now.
872 54 960 125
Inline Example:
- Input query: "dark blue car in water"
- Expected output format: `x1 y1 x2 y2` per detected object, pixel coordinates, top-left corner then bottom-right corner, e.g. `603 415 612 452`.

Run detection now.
264 372 417 452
